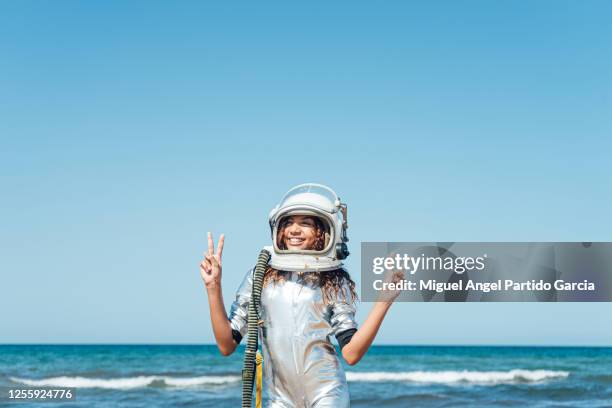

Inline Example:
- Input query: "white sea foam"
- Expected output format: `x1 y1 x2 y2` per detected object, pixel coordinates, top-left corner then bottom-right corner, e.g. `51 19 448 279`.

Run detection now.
10 369 568 390
9 375 241 389
346 369 569 384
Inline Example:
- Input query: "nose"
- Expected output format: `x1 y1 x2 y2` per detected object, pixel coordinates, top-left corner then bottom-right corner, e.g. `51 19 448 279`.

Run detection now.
287 222 302 235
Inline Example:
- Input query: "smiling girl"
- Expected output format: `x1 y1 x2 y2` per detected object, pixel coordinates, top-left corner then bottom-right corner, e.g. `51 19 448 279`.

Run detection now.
200 184 402 407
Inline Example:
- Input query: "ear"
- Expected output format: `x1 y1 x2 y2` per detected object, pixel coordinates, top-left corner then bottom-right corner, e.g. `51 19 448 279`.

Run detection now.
324 231 331 248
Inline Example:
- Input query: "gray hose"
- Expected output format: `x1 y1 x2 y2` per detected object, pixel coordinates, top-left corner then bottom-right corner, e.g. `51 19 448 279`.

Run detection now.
242 249 271 408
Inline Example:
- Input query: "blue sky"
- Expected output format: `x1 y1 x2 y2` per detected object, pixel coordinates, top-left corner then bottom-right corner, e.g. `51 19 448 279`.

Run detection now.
1 1 611 345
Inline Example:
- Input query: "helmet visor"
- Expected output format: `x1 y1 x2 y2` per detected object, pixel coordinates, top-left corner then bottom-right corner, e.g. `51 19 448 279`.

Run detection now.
273 212 334 255
278 184 339 214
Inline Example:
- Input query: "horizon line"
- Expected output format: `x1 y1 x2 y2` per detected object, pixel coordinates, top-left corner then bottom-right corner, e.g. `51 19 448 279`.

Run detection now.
2 343 611 348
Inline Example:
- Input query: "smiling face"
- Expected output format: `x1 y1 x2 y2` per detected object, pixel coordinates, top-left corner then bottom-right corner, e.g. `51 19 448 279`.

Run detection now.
278 215 322 251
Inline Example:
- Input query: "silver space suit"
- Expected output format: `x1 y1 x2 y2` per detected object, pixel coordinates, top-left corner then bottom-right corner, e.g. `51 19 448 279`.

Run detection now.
229 184 358 407
229 268 357 407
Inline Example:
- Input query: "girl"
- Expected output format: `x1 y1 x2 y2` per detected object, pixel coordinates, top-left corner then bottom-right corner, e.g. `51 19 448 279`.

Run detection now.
200 184 402 407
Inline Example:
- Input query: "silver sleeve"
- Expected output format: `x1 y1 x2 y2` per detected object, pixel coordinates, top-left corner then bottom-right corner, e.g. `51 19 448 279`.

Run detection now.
227 268 254 338
330 280 358 335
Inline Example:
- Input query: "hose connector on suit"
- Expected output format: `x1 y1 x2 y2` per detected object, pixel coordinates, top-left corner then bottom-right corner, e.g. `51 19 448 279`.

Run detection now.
242 249 271 408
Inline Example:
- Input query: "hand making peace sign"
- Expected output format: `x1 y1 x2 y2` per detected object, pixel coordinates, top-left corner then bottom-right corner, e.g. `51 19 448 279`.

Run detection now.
200 232 225 289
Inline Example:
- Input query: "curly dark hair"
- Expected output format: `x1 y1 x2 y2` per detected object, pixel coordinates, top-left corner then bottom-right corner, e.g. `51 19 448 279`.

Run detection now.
266 214 357 305
264 267 357 305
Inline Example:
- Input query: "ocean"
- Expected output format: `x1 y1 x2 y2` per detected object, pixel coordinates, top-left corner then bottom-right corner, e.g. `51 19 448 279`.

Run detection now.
1 345 611 407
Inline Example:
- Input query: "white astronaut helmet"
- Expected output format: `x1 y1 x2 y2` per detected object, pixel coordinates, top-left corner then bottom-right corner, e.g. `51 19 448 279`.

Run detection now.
266 183 349 272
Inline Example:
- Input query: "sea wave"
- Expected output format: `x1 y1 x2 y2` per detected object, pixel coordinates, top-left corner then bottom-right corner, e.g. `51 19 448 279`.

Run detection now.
9 375 241 389
345 369 569 384
9 369 569 390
